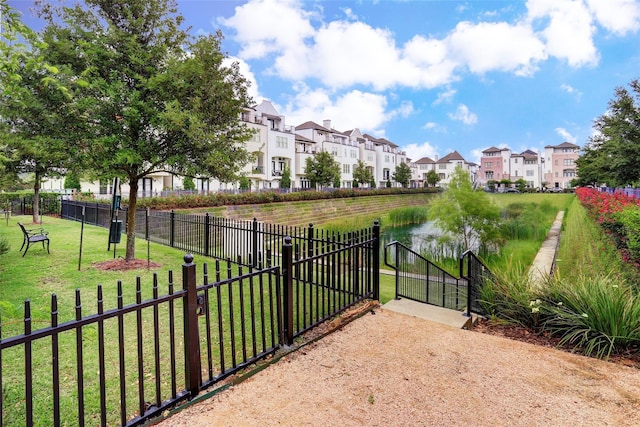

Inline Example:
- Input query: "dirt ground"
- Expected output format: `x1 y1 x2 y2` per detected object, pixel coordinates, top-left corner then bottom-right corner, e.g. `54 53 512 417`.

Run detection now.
154 306 640 427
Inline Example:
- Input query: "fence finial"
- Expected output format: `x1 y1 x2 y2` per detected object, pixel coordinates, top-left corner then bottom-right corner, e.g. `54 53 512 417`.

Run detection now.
184 253 194 264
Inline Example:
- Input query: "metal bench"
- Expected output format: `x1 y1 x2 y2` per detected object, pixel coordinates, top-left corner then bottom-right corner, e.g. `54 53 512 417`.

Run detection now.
18 222 50 257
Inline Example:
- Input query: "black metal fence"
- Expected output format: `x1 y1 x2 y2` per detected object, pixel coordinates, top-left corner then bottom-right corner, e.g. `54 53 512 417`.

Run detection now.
0 229 379 426
61 199 365 269
384 241 491 316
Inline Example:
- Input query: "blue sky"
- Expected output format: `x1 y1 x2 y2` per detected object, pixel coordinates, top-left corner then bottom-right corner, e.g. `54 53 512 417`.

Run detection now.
9 0 640 163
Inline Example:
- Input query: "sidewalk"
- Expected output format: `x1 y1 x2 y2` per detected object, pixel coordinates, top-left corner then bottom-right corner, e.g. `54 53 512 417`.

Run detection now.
528 210 564 286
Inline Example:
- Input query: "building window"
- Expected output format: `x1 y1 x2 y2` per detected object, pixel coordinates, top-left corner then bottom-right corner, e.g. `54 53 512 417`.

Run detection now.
526 170 534 176
252 133 261 143
485 171 494 180
99 179 110 195
514 158 518 163
563 159 575 166
385 155 390 163
343 164 351 173
367 153 373 161
563 169 575 177
439 173 446 180
351 150 357 158
524 159 536 165
276 136 288 148
331 147 338 156
484 162 493 168
439 164 447 170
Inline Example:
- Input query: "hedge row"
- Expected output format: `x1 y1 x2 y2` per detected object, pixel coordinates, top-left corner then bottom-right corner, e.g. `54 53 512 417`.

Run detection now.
133 187 441 210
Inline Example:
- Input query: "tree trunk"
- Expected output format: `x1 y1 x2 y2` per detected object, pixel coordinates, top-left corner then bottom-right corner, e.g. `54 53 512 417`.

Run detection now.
32 170 41 224
126 178 138 260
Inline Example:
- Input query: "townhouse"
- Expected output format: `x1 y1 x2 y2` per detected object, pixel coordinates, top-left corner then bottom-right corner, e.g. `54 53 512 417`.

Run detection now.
478 142 580 190
42 100 507 197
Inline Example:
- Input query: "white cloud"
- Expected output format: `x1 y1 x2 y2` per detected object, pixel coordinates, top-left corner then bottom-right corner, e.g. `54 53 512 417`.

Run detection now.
424 122 438 130
587 0 640 36
446 21 547 76
449 104 478 125
403 141 439 161
433 88 457 105
560 83 583 99
218 0 316 60
555 127 578 143
526 0 598 67
281 86 390 132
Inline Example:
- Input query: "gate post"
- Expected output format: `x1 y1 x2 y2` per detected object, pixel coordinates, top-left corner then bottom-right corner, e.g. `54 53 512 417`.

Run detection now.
372 221 380 301
182 254 201 397
204 213 210 257
252 218 259 268
170 210 176 247
282 237 294 346
306 223 314 284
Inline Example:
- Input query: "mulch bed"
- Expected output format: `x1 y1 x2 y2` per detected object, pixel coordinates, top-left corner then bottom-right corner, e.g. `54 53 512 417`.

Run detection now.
93 258 161 271
475 318 640 369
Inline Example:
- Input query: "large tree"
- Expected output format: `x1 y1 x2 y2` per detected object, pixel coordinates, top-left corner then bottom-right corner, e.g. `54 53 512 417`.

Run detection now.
352 160 373 188
304 150 341 189
392 161 412 188
0 1 75 222
575 79 640 187
36 0 255 259
428 167 502 253
426 169 440 187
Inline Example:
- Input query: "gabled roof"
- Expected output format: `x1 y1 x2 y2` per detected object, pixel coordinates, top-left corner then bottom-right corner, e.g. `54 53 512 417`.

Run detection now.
437 150 466 163
378 137 398 148
295 133 315 143
482 146 502 153
362 133 382 143
416 156 435 164
255 100 280 116
545 141 580 149
296 121 331 132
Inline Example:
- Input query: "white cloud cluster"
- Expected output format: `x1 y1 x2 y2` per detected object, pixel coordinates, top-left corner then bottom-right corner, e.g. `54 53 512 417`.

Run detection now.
218 0 639 145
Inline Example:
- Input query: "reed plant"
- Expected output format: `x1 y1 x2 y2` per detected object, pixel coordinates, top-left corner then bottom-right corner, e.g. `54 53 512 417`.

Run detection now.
543 274 640 358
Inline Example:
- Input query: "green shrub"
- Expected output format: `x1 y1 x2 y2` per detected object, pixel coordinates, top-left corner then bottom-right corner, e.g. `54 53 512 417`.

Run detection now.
617 206 640 260
0 237 9 255
478 264 544 328
543 274 640 358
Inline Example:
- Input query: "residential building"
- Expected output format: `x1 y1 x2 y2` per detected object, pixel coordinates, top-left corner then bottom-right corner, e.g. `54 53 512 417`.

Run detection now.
435 151 473 186
543 142 579 190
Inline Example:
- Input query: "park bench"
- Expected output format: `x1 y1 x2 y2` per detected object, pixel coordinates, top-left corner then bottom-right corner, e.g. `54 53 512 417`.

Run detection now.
18 222 50 257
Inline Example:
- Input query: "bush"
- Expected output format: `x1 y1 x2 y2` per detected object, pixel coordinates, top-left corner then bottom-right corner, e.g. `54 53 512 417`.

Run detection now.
478 264 544 328
0 237 9 255
543 274 640 358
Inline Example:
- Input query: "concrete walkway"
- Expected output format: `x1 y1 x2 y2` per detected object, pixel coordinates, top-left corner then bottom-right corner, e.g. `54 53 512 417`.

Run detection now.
528 210 564 287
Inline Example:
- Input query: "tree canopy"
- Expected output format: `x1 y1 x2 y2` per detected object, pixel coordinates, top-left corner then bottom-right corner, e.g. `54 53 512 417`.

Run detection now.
392 162 412 188
426 169 440 187
24 0 255 259
304 150 341 189
352 160 373 188
576 79 640 187
428 167 503 253
0 1 75 222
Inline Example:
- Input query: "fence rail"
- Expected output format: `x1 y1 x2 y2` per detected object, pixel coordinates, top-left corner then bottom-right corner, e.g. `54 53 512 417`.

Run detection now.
384 241 491 316
60 200 364 269
1 226 379 426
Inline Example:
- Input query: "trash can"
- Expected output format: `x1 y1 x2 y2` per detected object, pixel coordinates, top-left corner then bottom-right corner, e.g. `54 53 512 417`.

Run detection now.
109 220 123 244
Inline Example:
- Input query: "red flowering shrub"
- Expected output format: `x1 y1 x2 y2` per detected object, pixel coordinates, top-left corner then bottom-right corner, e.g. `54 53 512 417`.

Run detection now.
576 187 640 266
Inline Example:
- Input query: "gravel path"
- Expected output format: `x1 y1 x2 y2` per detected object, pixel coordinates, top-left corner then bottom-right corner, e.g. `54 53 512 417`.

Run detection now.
155 307 640 426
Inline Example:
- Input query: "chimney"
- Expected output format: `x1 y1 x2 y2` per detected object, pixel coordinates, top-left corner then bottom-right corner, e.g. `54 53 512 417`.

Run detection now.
323 119 332 130
434 154 439 162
